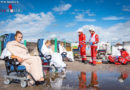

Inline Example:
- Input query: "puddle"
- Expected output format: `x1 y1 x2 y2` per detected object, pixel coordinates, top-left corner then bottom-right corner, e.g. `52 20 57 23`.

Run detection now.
43 70 130 90
0 68 130 90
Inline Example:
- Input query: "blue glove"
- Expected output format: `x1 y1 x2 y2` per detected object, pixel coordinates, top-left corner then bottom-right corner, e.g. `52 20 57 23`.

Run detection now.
90 42 93 45
115 56 119 59
80 45 83 48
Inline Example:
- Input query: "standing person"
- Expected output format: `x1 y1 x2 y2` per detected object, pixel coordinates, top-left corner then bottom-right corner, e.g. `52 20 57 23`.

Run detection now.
78 30 88 64
89 27 99 66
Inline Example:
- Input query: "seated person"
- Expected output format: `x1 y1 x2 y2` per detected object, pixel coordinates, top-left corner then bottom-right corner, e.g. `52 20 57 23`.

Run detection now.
41 40 66 68
59 42 74 61
108 48 129 65
6 31 44 85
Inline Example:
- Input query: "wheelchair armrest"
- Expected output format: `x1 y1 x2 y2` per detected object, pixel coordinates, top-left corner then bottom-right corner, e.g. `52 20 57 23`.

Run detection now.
4 57 20 66
11 58 20 66
61 52 67 57
45 55 52 61
11 55 17 59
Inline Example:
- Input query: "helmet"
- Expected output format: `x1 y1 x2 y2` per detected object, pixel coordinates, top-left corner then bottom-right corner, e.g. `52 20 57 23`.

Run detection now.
89 27 95 32
77 29 83 33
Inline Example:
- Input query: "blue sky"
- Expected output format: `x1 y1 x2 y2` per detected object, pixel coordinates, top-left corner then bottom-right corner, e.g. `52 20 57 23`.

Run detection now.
0 0 130 42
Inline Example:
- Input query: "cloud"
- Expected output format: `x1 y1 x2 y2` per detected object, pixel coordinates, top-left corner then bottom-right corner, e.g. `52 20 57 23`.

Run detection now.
86 10 96 16
76 21 130 43
65 23 76 27
102 16 124 20
0 12 55 41
45 21 130 43
75 14 96 22
74 9 96 16
47 32 78 42
122 5 130 12
53 3 72 14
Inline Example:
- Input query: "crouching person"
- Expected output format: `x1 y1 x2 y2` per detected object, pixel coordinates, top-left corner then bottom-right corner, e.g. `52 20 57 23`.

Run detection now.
7 31 44 85
108 48 129 65
118 48 129 65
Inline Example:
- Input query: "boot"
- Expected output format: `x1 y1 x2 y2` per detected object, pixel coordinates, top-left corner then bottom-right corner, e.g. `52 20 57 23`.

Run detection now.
82 60 85 63
84 60 88 64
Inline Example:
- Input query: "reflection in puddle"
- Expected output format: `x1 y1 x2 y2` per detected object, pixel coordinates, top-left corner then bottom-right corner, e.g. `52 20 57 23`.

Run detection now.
44 70 130 90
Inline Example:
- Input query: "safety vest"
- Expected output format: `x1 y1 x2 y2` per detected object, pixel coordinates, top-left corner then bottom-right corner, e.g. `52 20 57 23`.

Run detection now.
89 33 98 46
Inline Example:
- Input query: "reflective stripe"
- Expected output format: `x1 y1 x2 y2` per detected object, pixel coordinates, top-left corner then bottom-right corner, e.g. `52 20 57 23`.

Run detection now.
122 59 125 63
89 33 98 46
89 33 96 42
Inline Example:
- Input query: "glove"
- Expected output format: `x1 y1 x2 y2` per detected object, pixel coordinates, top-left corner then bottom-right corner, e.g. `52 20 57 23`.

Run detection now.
89 42 93 45
115 56 119 59
80 45 83 48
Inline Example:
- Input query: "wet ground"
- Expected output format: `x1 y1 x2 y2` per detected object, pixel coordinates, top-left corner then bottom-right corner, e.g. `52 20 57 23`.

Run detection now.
0 60 130 90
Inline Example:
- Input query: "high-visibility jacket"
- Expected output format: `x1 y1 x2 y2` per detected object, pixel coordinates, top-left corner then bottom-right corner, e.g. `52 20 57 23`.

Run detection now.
79 33 86 47
89 32 99 46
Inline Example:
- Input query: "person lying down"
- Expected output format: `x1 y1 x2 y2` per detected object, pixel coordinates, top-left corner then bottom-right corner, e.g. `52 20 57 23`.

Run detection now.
6 31 44 86
41 40 66 68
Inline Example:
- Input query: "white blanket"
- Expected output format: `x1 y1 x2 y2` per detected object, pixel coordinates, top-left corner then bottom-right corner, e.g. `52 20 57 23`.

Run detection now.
41 40 66 67
0 48 11 59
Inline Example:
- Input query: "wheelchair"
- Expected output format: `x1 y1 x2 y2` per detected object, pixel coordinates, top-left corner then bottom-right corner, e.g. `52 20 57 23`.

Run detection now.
2 56 38 88
61 52 73 62
1 33 43 88
37 39 58 73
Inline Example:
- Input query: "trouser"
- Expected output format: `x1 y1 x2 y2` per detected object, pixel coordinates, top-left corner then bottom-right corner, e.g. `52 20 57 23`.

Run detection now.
80 46 87 61
91 46 97 64
118 57 128 65
79 72 87 89
108 55 117 63
108 55 128 65
22 56 43 81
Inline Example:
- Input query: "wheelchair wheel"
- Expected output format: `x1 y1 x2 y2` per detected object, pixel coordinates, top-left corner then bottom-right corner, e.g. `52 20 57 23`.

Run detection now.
4 78 11 85
68 58 73 62
51 65 57 72
20 80 27 88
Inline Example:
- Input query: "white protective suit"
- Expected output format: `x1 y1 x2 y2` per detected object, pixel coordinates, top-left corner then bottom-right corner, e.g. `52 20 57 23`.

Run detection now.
59 44 74 61
41 40 66 68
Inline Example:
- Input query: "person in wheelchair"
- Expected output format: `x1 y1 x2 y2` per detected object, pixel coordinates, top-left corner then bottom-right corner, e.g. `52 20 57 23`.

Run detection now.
6 31 44 85
41 40 66 68
59 42 74 62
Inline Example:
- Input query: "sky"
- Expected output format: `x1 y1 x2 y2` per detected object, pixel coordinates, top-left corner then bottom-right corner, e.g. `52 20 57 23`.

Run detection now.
0 0 130 43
